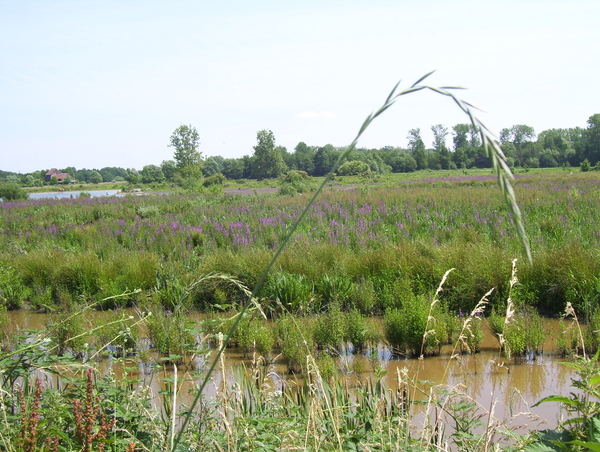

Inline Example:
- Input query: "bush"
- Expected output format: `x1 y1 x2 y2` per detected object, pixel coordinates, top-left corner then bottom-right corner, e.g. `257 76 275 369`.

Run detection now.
313 302 346 352
275 315 314 373
202 173 225 187
489 306 546 358
266 271 315 314
384 294 445 357
280 170 309 184
0 183 28 201
581 158 591 172
337 160 371 176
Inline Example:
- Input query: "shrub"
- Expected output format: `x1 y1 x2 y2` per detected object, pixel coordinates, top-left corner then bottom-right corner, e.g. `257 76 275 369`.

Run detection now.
202 173 225 187
94 311 139 357
266 271 316 314
384 294 445 357
235 316 275 358
337 160 371 176
489 306 546 358
280 170 309 184
47 308 90 357
347 277 377 314
345 309 379 351
313 302 346 352
145 305 199 367
275 315 314 373
0 183 28 201
0 265 30 309
316 274 353 310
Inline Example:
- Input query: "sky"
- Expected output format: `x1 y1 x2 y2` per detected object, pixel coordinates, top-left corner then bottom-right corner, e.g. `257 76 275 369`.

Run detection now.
1 0 599 174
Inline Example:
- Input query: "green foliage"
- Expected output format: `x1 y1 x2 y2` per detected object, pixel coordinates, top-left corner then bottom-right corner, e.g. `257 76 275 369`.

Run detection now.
202 172 225 187
266 271 316 314
337 160 371 176
581 158 591 172
527 354 600 450
313 302 346 352
0 182 28 201
275 315 314 373
316 273 353 310
347 277 377 314
169 124 203 180
280 170 309 184
94 311 139 357
145 304 200 366
234 315 275 357
0 264 29 309
135 203 161 218
278 171 314 196
489 306 546 359
345 309 379 350
384 294 444 357
252 129 287 180
46 308 90 357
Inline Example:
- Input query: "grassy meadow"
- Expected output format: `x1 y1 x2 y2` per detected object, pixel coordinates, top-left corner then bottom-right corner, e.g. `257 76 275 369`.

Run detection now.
2 168 600 450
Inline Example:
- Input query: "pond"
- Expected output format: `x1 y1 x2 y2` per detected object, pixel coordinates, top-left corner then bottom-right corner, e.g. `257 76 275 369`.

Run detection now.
7 309 578 434
27 189 124 199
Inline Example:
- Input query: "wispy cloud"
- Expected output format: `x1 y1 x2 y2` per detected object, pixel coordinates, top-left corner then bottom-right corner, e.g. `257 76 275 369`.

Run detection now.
296 111 336 119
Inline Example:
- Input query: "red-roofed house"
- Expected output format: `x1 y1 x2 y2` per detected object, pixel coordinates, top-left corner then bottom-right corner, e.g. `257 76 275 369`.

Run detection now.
45 168 72 183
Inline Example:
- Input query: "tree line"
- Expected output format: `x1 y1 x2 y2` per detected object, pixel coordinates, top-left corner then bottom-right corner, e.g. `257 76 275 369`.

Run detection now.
2 114 600 188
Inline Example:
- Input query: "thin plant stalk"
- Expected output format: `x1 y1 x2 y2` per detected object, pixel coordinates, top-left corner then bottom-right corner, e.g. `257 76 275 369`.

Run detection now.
170 364 177 452
171 72 531 451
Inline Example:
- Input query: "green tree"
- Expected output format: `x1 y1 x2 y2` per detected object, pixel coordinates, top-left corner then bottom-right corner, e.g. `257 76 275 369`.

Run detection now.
585 114 600 164
407 128 427 170
169 124 203 179
313 144 337 176
252 129 287 179
203 156 223 177
160 160 177 182
140 165 165 184
452 124 470 151
432 124 451 169
407 128 425 152
125 168 141 184
581 158 591 172
221 158 245 180
89 171 103 184
293 142 315 175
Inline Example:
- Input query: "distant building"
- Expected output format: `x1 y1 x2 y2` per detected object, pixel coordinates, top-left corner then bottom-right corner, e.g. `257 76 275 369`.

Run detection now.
45 168 72 183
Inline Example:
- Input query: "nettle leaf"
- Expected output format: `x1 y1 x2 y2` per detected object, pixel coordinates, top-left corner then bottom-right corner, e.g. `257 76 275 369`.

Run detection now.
569 441 600 451
532 395 577 407
522 429 572 452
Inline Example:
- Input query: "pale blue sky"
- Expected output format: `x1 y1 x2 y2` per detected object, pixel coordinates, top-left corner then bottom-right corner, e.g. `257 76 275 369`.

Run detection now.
1 0 598 173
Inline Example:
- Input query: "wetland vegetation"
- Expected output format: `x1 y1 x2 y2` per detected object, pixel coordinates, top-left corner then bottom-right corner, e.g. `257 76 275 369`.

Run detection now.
2 169 600 450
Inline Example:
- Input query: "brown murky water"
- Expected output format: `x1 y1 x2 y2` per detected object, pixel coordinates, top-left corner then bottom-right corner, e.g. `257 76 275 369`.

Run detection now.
7 310 578 432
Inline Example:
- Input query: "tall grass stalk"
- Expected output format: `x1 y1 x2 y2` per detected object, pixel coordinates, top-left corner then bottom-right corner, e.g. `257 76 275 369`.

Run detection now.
444 288 493 381
170 72 530 450
420 268 454 359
